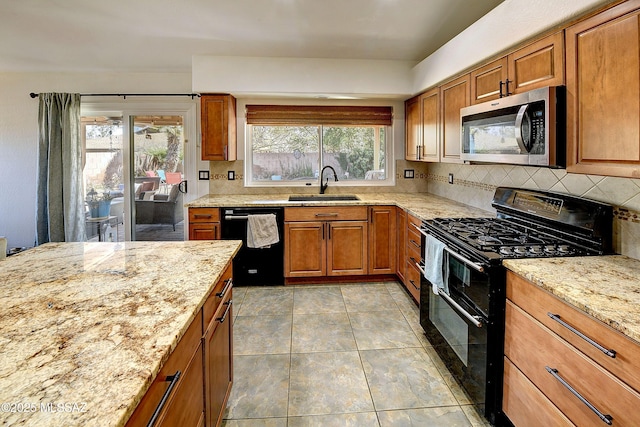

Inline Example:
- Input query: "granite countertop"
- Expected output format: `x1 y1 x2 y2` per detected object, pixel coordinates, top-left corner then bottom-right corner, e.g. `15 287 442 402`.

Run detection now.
0 240 241 427
504 256 640 344
186 192 494 220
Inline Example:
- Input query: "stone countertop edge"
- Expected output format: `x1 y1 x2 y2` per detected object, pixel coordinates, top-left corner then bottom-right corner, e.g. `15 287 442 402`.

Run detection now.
0 240 241 427
185 192 495 220
503 256 640 345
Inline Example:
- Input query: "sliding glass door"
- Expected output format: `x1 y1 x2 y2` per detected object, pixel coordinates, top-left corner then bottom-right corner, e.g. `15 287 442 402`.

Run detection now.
131 115 185 241
81 99 198 242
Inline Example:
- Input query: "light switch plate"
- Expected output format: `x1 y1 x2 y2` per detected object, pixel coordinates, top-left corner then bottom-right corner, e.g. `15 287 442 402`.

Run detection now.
404 169 414 179
228 171 235 180
199 170 210 180
448 173 454 184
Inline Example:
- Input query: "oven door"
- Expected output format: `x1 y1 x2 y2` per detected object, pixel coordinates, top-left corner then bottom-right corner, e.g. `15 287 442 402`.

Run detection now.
420 252 491 415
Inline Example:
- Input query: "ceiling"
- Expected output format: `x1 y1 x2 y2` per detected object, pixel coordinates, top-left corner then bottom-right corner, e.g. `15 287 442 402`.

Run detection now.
0 0 503 73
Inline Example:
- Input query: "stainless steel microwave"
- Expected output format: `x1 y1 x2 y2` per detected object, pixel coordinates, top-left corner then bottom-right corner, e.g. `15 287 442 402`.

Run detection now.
460 86 565 167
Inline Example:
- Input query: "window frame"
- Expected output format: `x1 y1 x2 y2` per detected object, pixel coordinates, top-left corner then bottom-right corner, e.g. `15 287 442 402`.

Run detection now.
244 104 395 188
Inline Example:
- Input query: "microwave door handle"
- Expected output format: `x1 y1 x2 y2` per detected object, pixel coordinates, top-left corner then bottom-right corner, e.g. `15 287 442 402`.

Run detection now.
514 104 530 153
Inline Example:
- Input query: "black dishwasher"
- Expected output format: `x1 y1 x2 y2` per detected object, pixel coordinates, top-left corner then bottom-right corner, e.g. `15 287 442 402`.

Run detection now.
220 207 284 286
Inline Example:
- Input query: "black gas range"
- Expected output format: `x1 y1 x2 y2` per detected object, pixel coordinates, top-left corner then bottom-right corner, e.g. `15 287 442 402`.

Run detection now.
418 187 614 426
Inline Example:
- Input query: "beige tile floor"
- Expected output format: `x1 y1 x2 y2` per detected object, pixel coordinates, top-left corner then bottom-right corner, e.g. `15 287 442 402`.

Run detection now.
222 282 492 427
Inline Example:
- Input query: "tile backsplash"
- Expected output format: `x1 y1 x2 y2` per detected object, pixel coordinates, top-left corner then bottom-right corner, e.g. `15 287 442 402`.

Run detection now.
207 159 430 195
206 160 639 260
428 163 640 260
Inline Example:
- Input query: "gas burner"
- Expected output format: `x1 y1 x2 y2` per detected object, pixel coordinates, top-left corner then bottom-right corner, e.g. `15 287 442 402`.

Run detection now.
529 245 545 255
544 245 557 254
472 235 503 246
499 246 514 256
513 246 529 256
556 245 575 255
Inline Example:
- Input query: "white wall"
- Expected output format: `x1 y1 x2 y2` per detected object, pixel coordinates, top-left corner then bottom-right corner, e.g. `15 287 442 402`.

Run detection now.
192 56 415 99
0 72 193 250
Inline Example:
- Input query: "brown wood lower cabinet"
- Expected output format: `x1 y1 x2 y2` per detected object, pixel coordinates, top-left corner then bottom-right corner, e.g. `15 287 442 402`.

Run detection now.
126 263 233 427
504 271 640 427
284 206 368 278
204 286 233 427
368 206 396 275
189 208 221 240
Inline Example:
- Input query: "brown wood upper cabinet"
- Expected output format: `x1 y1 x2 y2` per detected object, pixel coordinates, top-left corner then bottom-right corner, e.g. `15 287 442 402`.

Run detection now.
404 88 440 162
404 95 421 161
201 94 237 161
566 0 640 178
440 74 470 163
471 32 564 104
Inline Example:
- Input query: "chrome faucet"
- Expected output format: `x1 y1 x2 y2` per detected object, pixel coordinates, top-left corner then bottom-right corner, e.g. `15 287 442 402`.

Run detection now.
320 165 338 194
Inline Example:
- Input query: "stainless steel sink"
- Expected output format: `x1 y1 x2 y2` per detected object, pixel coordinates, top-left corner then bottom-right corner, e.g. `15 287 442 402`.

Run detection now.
288 194 360 202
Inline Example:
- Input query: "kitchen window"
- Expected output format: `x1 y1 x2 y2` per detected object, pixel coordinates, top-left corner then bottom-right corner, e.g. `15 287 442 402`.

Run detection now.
245 105 393 187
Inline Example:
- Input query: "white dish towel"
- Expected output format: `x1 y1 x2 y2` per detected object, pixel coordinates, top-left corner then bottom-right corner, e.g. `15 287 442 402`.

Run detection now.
247 214 279 248
424 234 447 295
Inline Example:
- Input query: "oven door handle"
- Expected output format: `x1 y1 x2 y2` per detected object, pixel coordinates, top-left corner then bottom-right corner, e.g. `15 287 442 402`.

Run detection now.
438 289 484 328
443 247 485 273
416 225 486 273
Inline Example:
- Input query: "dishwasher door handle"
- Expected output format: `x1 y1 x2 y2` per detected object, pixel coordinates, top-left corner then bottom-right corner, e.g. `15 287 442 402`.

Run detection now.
224 215 249 220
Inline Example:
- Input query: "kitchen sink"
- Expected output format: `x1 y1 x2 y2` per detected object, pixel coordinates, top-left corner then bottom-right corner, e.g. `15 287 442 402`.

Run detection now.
288 194 360 202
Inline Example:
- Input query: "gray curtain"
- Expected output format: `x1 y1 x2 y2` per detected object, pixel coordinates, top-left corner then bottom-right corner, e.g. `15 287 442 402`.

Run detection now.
36 93 87 244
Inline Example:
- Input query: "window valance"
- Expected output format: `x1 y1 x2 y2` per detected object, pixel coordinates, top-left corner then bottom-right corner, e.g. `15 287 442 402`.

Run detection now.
245 105 393 126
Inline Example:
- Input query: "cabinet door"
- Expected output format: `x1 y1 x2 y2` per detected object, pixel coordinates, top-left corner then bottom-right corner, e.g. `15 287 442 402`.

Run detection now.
204 291 233 427
157 345 205 427
420 87 440 162
508 31 564 94
566 1 640 177
284 221 326 277
368 206 396 275
189 223 219 240
470 57 508 104
201 94 237 161
405 95 421 161
440 75 470 163
327 220 368 276
396 209 407 283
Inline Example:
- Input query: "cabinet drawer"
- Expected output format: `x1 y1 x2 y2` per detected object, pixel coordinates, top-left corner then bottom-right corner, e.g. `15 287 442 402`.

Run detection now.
203 263 233 331
405 259 421 302
505 301 640 427
285 206 367 222
503 357 574 427
126 310 203 426
189 208 220 223
507 271 640 393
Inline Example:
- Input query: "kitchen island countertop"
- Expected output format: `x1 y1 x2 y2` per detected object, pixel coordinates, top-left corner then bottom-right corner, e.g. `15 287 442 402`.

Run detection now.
0 240 241 427
504 256 640 344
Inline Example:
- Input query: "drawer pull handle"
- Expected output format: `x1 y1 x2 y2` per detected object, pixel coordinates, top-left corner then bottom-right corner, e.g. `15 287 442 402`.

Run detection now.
216 278 233 298
217 300 233 324
315 213 339 217
194 214 213 219
409 279 419 290
545 366 613 425
147 370 181 427
409 239 421 249
547 313 616 358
